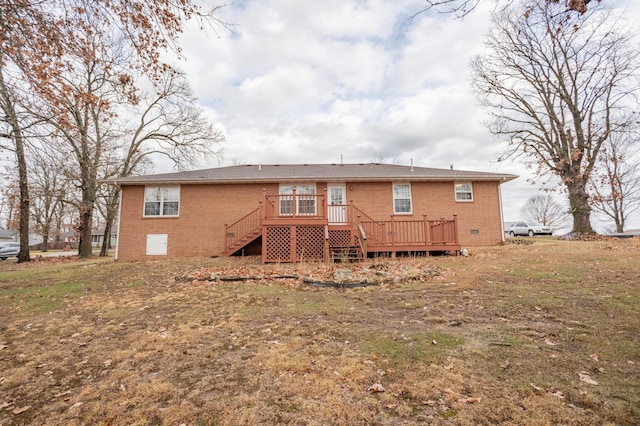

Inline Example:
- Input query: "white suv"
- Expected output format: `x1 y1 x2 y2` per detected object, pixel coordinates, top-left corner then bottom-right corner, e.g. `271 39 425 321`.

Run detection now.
508 222 552 237
0 242 20 260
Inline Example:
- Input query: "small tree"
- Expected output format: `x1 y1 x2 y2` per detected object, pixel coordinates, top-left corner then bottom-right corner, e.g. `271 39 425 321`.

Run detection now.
28 144 70 251
590 132 640 233
521 194 569 230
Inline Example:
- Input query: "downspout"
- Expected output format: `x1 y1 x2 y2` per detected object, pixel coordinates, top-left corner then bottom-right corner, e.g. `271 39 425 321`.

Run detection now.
114 185 124 260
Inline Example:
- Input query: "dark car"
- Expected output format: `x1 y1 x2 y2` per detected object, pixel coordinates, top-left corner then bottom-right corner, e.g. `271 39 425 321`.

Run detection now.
508 221 552 237
0 242 20 260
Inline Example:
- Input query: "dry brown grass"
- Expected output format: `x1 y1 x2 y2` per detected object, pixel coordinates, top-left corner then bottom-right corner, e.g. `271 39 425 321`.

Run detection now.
0 238 639 425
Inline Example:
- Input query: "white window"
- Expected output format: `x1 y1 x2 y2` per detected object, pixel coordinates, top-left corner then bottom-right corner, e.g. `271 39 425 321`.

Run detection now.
144 186 180 217
393 183 412 214
279 184 317 216
455 182 473 201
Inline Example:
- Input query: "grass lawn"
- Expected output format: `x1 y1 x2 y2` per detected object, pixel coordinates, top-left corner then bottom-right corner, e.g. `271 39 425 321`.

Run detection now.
0 238 638 425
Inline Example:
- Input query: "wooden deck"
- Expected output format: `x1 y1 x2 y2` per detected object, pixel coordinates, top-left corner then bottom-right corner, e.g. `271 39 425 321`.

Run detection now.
224 191 460 263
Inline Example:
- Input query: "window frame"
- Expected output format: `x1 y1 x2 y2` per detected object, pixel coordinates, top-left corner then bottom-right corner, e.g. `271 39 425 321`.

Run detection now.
392 183 413 215
143 186 181 217
279 183 317 216
454 182 474 202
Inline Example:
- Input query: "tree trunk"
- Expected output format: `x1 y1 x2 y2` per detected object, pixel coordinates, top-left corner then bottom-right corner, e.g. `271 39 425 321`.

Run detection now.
100 188 120 257
78 202 94 258
614 217 624 233
567 179 594 234
16 134 31 263
99 220 112 256
0 70 31 263
41 230 49 252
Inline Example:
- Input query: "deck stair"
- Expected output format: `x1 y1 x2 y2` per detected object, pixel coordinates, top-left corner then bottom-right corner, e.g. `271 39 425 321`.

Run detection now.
224 229 261 255
328 245 363 262
223 207 262 256
223 194 460 263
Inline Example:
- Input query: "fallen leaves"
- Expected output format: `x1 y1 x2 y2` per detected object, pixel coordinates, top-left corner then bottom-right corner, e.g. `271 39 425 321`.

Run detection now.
183 259 448 287
531 384 565 399
368 383 385 393
577 371 599 385
13 406 30 415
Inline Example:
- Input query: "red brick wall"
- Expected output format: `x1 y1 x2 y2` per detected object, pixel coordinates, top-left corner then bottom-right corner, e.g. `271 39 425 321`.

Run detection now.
117 183 277 260
116 180 504 260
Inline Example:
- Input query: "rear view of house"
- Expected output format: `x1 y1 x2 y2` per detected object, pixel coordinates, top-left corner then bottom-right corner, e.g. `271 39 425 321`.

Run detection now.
111 163 517 262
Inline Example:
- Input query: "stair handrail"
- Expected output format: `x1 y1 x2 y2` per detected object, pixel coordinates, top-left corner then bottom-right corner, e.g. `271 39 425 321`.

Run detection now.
348 204 385 243
224 207 261 253
357 223 367 258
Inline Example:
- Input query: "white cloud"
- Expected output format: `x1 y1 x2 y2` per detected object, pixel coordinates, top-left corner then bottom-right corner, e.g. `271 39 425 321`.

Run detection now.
163 0 640 232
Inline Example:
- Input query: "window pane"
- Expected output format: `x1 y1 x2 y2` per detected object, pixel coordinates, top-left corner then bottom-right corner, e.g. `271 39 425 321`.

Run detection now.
297 185 316 195
455 182 473 201
145 187 161 202
164 187 180 201
279 185 294 195
298 198 316 215
163 201 179 216
456 183 471 192
394 184 410 198
145 202 161 216
395 199 411 213
393 183 411 213
280 198 293 215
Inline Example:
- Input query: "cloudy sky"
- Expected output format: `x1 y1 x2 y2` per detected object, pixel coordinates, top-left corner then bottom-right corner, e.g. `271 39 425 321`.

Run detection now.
163 0 640 231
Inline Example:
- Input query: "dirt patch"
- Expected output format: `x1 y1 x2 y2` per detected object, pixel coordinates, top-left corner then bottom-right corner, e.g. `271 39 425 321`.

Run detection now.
1 238 639 425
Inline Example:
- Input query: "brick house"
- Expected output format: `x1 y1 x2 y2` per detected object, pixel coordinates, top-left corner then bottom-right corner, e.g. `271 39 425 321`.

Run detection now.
111 163 517 262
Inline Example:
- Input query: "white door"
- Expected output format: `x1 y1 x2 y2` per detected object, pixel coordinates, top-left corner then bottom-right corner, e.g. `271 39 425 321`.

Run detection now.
327 184 347 223
146 234 168 255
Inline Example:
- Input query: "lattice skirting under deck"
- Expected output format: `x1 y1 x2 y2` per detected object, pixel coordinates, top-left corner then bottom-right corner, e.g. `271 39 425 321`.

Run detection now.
264 225 325 263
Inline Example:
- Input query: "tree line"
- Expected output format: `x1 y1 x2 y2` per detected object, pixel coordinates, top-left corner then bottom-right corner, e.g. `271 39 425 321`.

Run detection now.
1 0 226 262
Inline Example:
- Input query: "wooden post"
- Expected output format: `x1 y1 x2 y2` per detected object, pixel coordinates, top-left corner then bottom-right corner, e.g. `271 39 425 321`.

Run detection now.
324 225 330 263
423 214 429 245
292 188 297 219
291 225 297 263
323 188 327 220
261 224 267 264
224 223 228 255
390 215 395 246
262 189 267 218
453 214 459 245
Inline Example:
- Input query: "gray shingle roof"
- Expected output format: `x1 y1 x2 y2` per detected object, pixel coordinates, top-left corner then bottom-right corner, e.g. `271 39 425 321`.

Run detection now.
110 163 518 185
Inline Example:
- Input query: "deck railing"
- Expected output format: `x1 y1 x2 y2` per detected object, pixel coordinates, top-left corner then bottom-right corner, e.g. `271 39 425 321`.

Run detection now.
224 192 459 255
224 207 262 253
358 215 459 247
264 193 327 219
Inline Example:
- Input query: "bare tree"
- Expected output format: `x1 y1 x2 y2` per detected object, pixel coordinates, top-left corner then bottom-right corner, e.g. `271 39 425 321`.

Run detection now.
42 63 119 258
590 132 640 233
96 70 224 257
0 52 33 262
413 0 599 18
521 194 569 230
471 1 640 234
0 167 20 232
28 144 71 251
1 0 227 261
